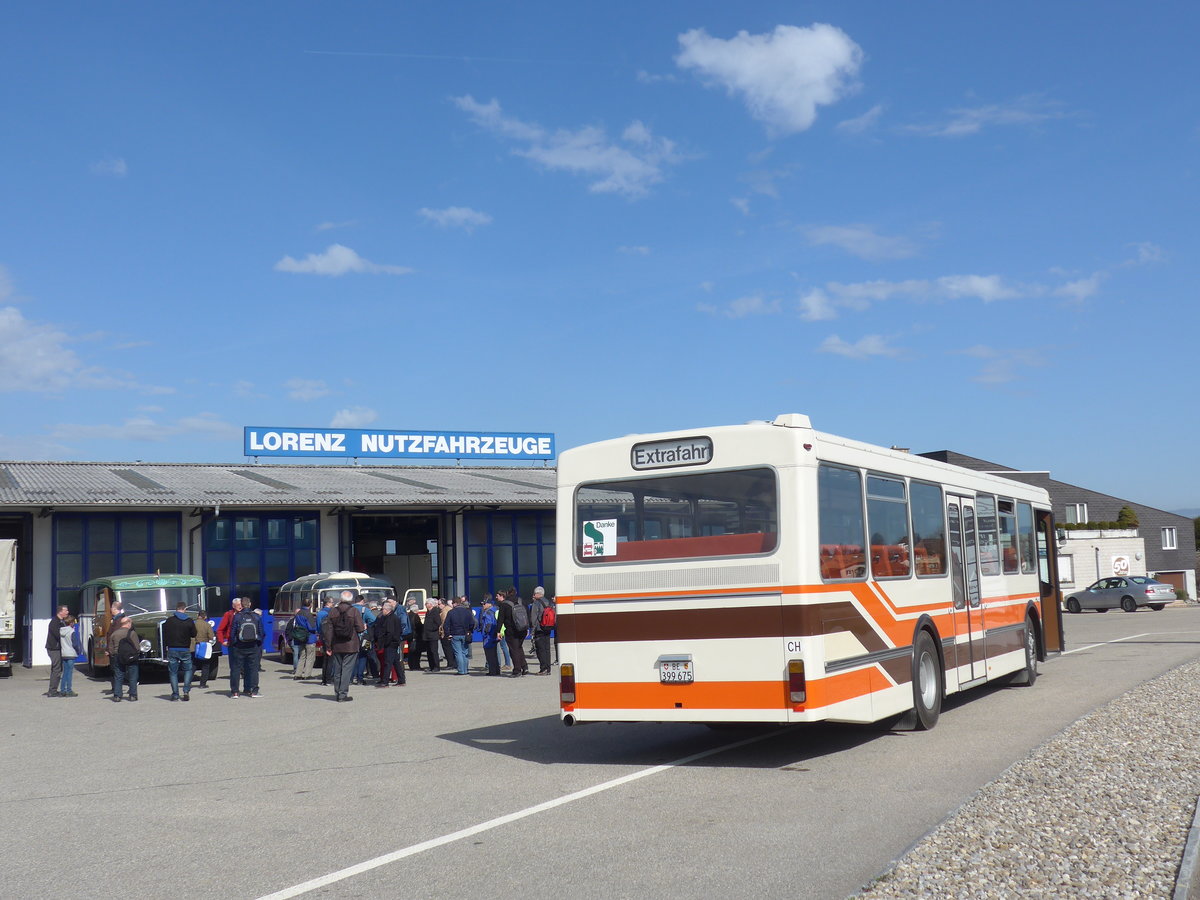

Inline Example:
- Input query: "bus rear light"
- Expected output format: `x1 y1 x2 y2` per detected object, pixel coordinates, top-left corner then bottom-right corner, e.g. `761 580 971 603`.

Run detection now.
560 664 576 705
788 659 806 704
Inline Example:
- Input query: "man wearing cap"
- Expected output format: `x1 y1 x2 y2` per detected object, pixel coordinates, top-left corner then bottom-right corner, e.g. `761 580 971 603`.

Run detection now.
162 600 197 701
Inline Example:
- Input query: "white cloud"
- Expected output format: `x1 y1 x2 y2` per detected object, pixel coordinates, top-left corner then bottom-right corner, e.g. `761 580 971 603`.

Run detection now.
818 334 902 359
274 244 412 276
798 288 837 321
0 305 169 394
418 206 493 232
1125 242 1166 266
826 279 931 308
1053 272 1106 304
803 224 917 261
50 412 238 442
330 406 378 428
730 196 751 216
285 378 331 401
698 295 781 318
90 157 128 177
905 94 1068 138
675 24 863 135
0 265 13 302
454 95 681 197
935 274 1022 302
315 220 357 232
617 245 650 256
953 345 1047 385
837 104 884 134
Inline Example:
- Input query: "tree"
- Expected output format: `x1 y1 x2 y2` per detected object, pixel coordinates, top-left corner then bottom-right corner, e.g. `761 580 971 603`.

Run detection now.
1117 506 1139 529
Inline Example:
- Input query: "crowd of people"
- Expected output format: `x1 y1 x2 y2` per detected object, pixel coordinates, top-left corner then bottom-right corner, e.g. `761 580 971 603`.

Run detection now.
42 587 558 705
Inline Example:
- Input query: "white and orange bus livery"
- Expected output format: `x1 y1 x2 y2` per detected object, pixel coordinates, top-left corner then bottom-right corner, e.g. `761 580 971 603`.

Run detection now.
556 414 1064 729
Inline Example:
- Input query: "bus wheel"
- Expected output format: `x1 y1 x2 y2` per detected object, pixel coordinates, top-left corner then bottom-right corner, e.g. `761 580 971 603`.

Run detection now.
909 630 942 730
1121 596 1137 613
1066 598 1080 614
1009 617 1039 687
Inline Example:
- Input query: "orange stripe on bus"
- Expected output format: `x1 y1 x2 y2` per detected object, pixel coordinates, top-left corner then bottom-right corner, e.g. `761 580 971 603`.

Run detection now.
568 669 886 711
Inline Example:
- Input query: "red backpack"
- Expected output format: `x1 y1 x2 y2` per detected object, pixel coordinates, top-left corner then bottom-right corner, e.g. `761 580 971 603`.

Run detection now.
540 604 556 628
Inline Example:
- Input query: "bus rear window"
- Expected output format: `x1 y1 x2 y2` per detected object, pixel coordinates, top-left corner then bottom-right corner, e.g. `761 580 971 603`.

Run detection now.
575 468 777 564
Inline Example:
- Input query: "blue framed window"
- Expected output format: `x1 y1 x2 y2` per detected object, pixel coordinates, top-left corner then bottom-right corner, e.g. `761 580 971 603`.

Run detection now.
203 513 318 614
52 513 182 613
464 510 555 603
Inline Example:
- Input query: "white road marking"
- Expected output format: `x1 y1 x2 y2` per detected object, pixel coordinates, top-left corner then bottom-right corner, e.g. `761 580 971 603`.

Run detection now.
1061 632 1152 655
1060 628 1200 657
256 729 781 899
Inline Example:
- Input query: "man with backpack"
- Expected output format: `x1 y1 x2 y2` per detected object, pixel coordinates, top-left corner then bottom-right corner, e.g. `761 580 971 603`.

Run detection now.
229 598 264 699
498 587 529 677
320 591 365 702
530 586 556 676
291 604 318 680
107 614 141 702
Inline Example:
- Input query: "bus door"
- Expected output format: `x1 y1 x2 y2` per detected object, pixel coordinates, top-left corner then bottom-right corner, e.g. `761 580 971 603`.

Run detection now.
947 496 985 683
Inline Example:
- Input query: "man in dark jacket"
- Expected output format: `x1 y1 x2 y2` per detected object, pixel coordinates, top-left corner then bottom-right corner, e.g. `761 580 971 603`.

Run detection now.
422 598 443 673
442 597 475 675
529 587 555 676
162 601 198 701
46 604 69 698
229 600 264 699
373 599 407 687
320 592 365 702
498 589 529 677
406 602 424 670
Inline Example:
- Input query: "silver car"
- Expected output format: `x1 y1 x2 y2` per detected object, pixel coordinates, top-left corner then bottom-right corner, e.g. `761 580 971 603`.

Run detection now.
1064 576 1177 613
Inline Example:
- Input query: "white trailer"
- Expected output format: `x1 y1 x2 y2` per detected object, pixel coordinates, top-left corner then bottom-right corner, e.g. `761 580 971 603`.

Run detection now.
0 539 15 672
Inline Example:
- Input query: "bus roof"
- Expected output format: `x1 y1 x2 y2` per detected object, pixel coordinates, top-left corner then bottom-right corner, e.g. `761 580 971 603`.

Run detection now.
278 571 395 593
80 573 207 591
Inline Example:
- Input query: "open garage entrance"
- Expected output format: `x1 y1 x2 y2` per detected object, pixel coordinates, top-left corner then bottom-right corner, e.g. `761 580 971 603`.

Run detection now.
347 513 449 597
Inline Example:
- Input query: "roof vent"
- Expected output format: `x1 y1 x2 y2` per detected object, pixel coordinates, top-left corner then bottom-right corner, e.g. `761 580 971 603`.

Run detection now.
771 414 812 429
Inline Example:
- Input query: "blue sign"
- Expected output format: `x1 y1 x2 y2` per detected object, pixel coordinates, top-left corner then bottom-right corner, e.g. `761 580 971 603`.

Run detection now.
244 426 555 460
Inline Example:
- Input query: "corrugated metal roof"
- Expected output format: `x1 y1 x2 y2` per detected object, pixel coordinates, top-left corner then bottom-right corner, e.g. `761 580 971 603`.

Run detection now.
0 461 557 508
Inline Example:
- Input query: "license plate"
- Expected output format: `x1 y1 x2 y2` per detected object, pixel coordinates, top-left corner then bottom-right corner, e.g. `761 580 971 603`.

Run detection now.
659 660 693 683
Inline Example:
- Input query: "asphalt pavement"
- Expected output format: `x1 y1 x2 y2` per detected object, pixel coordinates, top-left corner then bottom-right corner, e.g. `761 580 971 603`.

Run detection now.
4 608 1199 899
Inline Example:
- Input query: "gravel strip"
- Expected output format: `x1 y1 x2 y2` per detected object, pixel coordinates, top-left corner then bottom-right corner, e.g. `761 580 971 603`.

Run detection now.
854 658 1200 899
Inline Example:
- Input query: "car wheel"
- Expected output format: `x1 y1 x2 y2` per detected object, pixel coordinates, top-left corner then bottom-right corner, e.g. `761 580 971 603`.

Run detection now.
1150 604 1165 611
1121 596 1137 613
908 630 943 730
1095 608 1109 613
1066 598 1081 614
1009 617 1039 687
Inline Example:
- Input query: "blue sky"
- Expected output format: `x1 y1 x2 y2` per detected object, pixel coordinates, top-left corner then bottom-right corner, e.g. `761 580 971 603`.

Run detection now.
2 2 1197 511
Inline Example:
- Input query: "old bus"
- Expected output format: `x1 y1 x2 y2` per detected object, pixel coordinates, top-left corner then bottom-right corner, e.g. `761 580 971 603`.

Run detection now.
556 414 1063 729
84 573 217 673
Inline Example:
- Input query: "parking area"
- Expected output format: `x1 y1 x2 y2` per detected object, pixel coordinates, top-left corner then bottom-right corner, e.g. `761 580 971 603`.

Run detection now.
5 607 1200 899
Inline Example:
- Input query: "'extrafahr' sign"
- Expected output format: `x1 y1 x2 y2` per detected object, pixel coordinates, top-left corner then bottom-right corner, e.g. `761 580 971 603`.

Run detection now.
244 427 555 460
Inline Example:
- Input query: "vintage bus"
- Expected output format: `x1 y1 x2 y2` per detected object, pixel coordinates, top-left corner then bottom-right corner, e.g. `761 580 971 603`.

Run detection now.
556 414 1064 729
270 571 403 660
83 573 218 673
